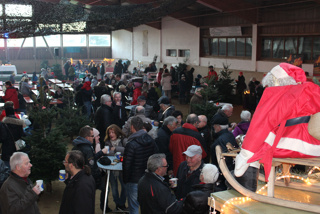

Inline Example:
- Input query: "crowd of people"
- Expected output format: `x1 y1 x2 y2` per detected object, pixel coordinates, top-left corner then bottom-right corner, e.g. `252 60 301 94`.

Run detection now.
0 61 263 214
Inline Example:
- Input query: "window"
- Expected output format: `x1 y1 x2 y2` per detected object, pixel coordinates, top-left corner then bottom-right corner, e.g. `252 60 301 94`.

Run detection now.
7 37 33 47
44 35 60 47
89 34 111 47
179 49 190 57
5 4 32 17
63 34 86 47
261 36 320 61
166 49 177 57
205 37 252 57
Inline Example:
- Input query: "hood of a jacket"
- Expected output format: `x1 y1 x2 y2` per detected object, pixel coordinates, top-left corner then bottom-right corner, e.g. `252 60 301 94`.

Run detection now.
128 130 154 147
2 116 26 127
73 136 92 146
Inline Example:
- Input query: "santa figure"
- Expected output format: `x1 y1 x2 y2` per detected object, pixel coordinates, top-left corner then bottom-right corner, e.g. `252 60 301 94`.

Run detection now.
234 63 320 191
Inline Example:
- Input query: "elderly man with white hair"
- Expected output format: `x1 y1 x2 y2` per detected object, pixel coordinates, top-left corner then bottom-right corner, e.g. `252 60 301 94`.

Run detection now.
182 164 221 214
211 103 237 133
233 110 251 138
0 152 41 214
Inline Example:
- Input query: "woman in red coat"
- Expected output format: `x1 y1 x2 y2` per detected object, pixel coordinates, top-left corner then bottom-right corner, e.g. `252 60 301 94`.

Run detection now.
1 81 19 111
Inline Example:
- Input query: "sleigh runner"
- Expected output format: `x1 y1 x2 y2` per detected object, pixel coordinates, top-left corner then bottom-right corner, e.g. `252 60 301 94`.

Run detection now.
210 145 320 213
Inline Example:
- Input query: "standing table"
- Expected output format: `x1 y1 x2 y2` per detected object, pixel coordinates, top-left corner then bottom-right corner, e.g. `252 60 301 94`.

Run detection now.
97 156 124 214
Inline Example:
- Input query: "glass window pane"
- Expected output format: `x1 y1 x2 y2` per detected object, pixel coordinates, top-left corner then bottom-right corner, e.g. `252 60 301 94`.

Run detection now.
246 38 252 57
35 36 46 47
284 37 297 57
44 35 60 47
227 38 236 56
6 4 32 17
237 38 245 56
313 37 320 60
211 38 218 56
299 37 312 60
273 37 284 59
7 37 33 47
261 38 272 58
89 34 110 46
202 38 209 55
219 38 226 56
63 34 86 47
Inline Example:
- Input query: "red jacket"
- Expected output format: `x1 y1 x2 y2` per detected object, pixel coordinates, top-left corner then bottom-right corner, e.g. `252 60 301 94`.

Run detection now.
169 123 207 176
0 110 20 121
2 87 19 110
131 88 141 105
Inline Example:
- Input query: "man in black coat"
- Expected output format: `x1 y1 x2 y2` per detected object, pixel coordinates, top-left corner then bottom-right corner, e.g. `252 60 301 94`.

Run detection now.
59 151 95 214
157 96 175 128
0 106 25 169
129 95 157 119
72 126 110 212
197 115 212 163
94 94 114 147
138 154 184 214
155 116 178 178
123 116 158 214
112 92 128 129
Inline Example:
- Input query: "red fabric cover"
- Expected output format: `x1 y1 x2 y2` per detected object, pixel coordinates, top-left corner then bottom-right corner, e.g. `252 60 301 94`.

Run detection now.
242 82 320 181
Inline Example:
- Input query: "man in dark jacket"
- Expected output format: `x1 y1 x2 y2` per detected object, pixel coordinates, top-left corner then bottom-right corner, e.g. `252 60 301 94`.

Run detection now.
155 116 177 178
0 152 41 214
94 94 114 147
123 116 158 214
211 103 237 133
112 92 128 129
197 115 212 163
210 117 238 172
80 81 93 119
157 96 175 128
0 106 25 169
129 96 156 119
173 145 204 199
59 151 96 214
138 154 184 214
72 126 110 212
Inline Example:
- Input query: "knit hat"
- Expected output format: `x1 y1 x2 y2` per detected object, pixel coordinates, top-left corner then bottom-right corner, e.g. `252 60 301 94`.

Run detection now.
270 63 306 83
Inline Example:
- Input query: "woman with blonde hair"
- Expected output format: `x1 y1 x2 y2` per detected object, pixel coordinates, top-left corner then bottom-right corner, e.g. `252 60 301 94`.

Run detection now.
104 124 128 211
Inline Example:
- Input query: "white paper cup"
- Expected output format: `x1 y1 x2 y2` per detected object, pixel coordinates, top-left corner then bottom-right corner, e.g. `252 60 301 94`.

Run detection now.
169 178 178 188
36 180 44 191
105 146 110 154
59 170 66 182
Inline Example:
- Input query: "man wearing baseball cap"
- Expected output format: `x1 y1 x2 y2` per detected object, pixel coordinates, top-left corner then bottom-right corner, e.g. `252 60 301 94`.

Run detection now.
173 145 204 199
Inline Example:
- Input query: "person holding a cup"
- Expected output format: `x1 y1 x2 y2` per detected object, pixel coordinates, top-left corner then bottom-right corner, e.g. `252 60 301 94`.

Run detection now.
0 152 41 214
138 153 184 214
59 151 95 214
72 126 111 212
104 124 128 211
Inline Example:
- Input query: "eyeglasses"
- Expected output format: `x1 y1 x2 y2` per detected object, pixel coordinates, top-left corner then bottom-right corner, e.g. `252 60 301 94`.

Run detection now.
162 165 169 168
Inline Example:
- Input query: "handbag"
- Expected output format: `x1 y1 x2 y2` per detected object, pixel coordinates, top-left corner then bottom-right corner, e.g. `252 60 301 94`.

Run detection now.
4 124 26 151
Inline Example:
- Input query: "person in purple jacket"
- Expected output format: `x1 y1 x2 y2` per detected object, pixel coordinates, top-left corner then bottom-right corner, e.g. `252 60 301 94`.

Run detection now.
233 110 251 138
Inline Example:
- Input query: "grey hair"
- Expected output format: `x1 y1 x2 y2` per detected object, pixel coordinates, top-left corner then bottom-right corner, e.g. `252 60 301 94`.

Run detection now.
186 113 199 124
201 164 219 184
10 152 28 171
222 104 233 111
147 153 166 172
100 94 111 104
113 91 121 97
135 106 145 114
240 110 251 121
198 115 207 123
262 72 297 87
163 116 177 126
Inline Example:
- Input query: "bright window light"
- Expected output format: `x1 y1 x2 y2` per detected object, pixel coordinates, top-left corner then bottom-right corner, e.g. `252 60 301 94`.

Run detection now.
7 37 33 47
89 34 111 47
63 34 86 47
5 4 32 17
